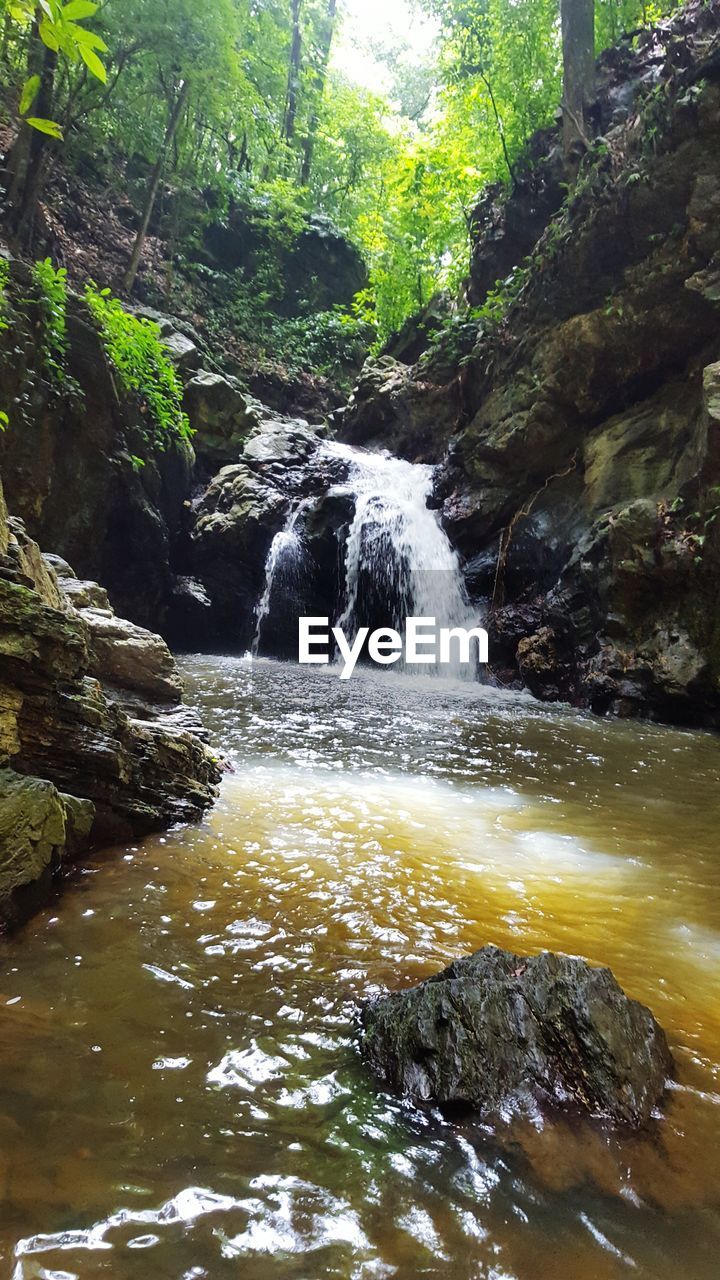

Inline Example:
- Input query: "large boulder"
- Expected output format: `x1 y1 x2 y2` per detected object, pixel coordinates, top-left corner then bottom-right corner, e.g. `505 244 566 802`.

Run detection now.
339 357 459 464
183 371 262 468
201 208 367 317
360 946 673 1128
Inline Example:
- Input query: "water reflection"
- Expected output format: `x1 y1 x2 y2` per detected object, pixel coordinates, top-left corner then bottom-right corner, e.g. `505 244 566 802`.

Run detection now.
1 656 719 1278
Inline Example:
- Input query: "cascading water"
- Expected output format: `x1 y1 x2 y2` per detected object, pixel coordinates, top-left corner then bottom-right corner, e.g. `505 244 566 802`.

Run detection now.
253 441 479 677
327 444 476 656
252 503 308 656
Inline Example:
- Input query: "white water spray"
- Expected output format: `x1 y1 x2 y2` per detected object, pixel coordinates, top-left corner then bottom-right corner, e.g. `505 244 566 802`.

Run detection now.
252 504 307 656
326 443 477 676
253 442 478 677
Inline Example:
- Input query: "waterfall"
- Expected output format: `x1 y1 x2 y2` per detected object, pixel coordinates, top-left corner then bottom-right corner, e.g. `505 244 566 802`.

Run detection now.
326 443 477 675
253 442 477 677
252 504 307 657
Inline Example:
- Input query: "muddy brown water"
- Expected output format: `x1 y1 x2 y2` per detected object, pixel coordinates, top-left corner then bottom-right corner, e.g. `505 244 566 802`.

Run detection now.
1 656 719 1278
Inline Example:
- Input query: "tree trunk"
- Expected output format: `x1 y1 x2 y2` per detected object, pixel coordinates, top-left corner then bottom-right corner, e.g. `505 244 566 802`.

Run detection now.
283 0 302 145
123 78 190 294
561 0 595 163
10 37 57 249
300 0 337 186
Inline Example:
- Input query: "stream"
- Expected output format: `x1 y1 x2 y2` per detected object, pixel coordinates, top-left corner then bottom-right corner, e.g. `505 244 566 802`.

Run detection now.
1 656 719 1278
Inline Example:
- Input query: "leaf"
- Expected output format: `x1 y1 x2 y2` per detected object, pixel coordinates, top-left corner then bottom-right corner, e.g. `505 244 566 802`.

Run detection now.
78 43 107 81
0 411 8 430
19 75 41 115
8 4 33 24
62 0 99 17
70 25 108 52
25 117 64 138
38 19 60 51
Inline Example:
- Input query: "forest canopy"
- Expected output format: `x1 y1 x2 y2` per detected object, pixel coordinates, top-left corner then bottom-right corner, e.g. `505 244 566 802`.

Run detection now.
0 0 680 344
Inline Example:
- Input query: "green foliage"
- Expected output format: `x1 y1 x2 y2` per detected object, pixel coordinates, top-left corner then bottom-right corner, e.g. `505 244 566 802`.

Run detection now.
4 0 108 137
272 307 376 380
0 0 683 344
31 257 68 385
84 284 191 449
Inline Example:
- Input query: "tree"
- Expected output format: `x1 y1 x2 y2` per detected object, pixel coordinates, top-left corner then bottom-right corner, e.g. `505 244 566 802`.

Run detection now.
561 0 595 163
283 0 303 145
115 0 237 292
300 0 337 185
123 77 189 293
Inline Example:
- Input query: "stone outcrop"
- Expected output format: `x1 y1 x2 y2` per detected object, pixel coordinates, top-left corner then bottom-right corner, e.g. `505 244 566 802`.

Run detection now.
173 414 351 649
360 946 673 1128
183 371 264 469
338 357 460 463
200 207 367 317
0 770 94 926
0 475 221 927
0 266 195 632
339 0 720 726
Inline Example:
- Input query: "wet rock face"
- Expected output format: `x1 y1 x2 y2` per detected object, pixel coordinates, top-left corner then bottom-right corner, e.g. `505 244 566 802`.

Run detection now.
338 4 720 727
0 769 94 927
0 477 221 926
183 371 263 469
339 357 459 464
360 947 673 1128
176 415 351 650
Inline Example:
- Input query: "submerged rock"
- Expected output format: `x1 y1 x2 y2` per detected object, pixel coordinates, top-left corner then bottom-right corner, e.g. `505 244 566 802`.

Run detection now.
360 946 673 1128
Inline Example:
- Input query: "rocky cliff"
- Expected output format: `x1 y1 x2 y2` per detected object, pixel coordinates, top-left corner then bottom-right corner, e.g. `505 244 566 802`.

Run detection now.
0 473 220 928
340 0 720 726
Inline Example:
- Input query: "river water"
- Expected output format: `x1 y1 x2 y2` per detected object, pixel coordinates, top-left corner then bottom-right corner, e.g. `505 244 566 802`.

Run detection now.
1 656 719 1279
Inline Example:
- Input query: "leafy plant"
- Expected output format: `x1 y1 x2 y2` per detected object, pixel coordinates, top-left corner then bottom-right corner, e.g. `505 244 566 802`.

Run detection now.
6 0 108 137
32 257 68 385
84 283 191 450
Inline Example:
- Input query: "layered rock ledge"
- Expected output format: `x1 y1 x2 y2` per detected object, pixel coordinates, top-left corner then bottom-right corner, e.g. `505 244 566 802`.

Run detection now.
0 475 221 928
360 946 673 1128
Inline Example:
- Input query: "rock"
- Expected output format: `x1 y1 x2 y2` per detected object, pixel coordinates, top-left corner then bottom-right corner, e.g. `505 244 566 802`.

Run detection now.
200 206 367 317
0 476 221 923
165 575 213 650
162 331 201 372
0 296 197 630
341 358 459 463
60 577 112 611
382 293 453 366
182 414 343 647
516 627 566 700
42 552 76 579
77 607 184 704
183 370 262 467
0 769 94 926
360 946 673 1128
345 12 720 728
